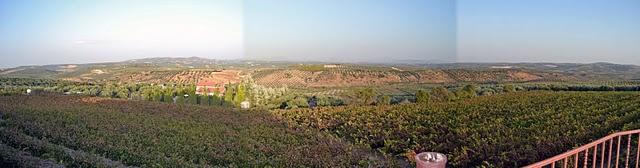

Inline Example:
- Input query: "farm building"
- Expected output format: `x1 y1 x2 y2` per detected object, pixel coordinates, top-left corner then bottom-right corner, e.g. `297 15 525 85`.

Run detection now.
323 64 342 68
240 101 250 109
195 81 226 96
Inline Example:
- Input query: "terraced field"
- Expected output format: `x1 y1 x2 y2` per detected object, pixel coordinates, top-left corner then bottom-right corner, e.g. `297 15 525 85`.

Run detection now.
253 68 571 88
120 70 241 84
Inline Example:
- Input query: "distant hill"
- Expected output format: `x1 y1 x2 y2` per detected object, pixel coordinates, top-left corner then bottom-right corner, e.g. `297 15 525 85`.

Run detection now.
422 62 640 81
126 56 220 66
2 57 640 85
253 68 573 88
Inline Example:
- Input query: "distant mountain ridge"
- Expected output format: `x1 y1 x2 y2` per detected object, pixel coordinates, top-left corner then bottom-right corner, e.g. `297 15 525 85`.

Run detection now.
126 57 218 64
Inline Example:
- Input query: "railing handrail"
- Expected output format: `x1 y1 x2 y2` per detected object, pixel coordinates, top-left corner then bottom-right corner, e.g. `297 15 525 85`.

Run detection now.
523 129 640 168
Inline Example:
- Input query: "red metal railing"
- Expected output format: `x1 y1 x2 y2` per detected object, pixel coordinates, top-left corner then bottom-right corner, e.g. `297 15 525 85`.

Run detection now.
524 129 640 168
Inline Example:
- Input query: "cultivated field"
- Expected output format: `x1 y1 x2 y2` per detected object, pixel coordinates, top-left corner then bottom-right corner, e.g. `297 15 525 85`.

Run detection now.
4 59 640 167
274 91 640 167
253 68 571 88
0 95 397 167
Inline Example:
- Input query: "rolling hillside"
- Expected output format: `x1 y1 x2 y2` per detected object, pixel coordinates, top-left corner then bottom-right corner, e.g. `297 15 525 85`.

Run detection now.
253 68 573 88
2 57 640 86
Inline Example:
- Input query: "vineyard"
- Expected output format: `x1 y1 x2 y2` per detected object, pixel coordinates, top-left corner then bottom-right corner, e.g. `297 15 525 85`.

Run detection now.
0 95 397 167
273 91 640 167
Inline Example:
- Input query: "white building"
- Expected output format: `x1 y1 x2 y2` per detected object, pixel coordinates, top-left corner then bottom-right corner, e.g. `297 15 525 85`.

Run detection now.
240 101 250 109
323 64 342 68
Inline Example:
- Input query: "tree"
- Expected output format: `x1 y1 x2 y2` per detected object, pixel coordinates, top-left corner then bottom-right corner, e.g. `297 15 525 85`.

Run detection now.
378 95 391 105
185 85 196 95
234 83 246 105
188 94 198 104
479 89 495 96
285 96 309 109
208 95 223 106
115 87 129 99
432 87 454 102
416 90 430 104
223 84 234 106
355 87 376 105
100 85 115 98
462 84 478 96
503 85 516 93
175 95 186 104
163 93 173 102
315 96 344 106
456 84 478 99
88 87 100 96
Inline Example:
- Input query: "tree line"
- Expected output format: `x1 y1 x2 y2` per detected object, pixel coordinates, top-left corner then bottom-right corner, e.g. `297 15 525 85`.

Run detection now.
0 78 247 107
4 77 640 109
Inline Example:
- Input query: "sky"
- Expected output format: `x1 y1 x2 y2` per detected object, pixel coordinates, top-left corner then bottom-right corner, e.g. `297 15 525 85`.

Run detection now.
244 0 456 63
0 0 244 68
457 0 640 64
0 0 639 68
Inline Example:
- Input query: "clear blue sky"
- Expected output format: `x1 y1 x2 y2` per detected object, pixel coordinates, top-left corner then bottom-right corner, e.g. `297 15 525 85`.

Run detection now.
458 0 640 64
244 0 456 63
1 0 639 68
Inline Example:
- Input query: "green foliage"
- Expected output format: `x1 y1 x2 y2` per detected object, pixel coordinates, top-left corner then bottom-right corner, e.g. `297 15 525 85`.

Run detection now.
274 91 640 167
0 78 296 108
281 96 309 109
174 95 186 104
462 84 478 97
354 87 376 105
415 89 430 104
244 78 288 109
234 83 246 105
377 95 391 105
206 95 222 106
520 83 640 92
223 84 234 106
0 95 397 167
163 93 173 103
115 87 129 99
453 84 478 99
99 85 114 97
431 87 454 102
503 84 516 93
315 96 345 107
188 94 198 104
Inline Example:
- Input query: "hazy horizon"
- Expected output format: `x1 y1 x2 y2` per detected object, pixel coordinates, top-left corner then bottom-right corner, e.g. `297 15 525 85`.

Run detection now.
1 0 639 68
3 55 640 69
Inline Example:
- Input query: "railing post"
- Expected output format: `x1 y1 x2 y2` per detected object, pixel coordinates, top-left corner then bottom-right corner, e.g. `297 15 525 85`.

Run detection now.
524 130 640 168
416 152 447 168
